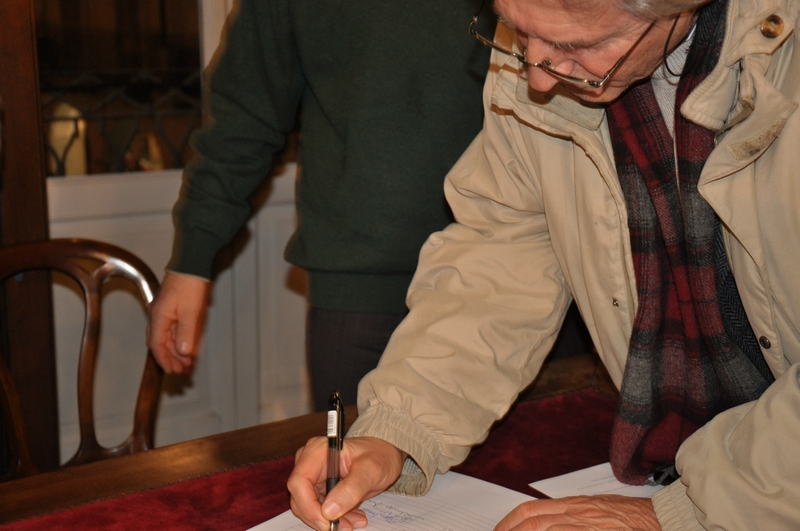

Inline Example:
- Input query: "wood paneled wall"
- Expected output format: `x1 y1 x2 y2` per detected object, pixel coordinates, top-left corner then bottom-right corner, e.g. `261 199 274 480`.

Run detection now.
34 0 199 72
0 0 60 472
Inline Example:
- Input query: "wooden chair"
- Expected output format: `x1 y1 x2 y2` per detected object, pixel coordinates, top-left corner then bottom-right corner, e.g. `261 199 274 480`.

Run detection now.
0 238 163 481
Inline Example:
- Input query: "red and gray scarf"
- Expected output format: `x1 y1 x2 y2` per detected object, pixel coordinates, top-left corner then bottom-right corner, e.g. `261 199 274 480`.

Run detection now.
605 0 773 485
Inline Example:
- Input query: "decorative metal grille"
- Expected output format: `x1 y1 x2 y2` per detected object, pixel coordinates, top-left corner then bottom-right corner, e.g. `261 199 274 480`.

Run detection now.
40 67 201 177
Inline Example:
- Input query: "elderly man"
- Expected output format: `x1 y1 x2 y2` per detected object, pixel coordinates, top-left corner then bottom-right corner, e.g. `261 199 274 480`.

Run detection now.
288 0 800 529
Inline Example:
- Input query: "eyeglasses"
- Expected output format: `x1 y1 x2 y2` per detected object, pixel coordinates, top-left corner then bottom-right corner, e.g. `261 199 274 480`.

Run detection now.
469 0 656 90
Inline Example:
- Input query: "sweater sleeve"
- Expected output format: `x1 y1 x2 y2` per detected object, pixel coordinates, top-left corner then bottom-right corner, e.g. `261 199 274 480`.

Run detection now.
169 0 304 279
652 363 800 530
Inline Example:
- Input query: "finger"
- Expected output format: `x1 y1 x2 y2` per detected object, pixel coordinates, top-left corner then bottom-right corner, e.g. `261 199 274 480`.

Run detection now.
494 502 531 531
288 438 331 530
321 467 384 522
341 508 368 529
289 495 330 531
162 311 197 372
316 511 367 531
163 322 192 373
290 437 328 480
148 342 174 374
172 307 200 356
500 514 571 531
494 499 563 531
147 317 180 374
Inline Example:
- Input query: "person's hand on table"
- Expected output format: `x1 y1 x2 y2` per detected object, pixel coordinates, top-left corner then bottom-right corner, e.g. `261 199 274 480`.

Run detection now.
494 494 661 531
287 436 406 531
147 271 211 374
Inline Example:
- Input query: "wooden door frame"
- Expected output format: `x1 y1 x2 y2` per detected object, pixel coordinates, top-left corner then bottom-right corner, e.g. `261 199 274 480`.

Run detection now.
0 0 60 471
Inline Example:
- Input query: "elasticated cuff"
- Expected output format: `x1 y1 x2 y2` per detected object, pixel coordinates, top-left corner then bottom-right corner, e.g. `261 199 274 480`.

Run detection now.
651 480 705 531
346 405 443 496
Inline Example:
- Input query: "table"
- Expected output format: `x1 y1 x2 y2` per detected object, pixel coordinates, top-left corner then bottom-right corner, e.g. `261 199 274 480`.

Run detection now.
0 405 356 525
0 388 617 529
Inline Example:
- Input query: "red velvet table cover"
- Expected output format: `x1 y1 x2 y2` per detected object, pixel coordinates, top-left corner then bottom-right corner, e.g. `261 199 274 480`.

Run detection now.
1 389 616 530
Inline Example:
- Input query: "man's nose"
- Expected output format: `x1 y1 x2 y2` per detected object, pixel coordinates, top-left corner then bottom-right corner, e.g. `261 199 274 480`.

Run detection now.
526 65 560 92
523 42 578 92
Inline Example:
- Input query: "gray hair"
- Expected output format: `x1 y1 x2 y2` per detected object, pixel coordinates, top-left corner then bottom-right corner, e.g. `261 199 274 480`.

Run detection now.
554 0 712 20
618 0 712 19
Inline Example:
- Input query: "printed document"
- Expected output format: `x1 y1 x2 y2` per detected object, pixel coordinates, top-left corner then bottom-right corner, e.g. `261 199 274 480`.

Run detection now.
529 462 664 498
248 471 535 531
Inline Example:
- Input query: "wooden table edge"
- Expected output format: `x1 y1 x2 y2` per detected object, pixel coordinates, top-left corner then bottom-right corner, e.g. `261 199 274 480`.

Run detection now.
0 405 357 524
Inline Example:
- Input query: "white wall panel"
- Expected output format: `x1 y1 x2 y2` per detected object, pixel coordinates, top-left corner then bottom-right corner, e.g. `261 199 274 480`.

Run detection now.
256 200 310 422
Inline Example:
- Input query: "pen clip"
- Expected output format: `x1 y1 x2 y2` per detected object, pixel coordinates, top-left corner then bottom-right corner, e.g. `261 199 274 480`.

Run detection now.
327 390 344 450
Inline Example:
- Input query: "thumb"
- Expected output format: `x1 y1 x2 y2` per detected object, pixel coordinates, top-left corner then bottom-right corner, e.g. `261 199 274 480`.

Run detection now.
174 314 199 357
321 479 363 522
320 460 375 521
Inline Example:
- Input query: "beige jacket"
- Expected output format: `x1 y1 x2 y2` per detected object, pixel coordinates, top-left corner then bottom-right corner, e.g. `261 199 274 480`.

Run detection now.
349 0 800 529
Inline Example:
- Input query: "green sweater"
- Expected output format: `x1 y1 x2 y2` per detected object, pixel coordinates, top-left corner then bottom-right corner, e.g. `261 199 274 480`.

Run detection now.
170 0 494 313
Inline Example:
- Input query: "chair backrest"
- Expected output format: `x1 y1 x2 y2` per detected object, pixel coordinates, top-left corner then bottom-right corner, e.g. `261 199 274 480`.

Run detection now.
0 238 163 481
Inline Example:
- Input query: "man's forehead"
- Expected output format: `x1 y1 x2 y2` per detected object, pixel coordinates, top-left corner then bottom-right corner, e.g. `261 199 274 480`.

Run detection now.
493 0 632 42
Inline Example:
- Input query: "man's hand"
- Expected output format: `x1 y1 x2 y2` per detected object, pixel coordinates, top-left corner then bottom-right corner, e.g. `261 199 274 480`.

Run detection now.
146 271 211 374
494 495 661 531
287 436 406 531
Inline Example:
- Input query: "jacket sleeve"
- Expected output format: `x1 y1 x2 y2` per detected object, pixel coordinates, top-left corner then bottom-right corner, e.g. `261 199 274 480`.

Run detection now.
652 362 800 530
168 0 304 279
347 52 572 496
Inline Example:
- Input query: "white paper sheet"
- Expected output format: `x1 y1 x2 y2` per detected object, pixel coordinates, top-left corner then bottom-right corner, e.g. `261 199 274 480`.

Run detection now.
529 462 664 498
248 472 535 531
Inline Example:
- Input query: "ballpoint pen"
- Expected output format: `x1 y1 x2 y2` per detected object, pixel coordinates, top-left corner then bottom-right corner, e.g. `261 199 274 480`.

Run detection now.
326 391 344 531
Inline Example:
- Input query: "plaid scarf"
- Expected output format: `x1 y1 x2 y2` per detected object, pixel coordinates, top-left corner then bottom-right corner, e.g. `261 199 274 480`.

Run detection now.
606 0 772 485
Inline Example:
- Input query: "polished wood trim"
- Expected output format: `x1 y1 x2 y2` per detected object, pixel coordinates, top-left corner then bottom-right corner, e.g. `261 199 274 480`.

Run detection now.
0 0 59 472
0 405 357 523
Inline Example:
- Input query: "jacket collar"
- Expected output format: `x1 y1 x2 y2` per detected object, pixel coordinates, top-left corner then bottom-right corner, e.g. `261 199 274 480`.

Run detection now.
682 0 795 134
512 74 606 131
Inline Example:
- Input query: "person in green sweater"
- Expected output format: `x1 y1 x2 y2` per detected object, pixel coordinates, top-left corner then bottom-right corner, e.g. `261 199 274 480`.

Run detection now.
146 0 496 410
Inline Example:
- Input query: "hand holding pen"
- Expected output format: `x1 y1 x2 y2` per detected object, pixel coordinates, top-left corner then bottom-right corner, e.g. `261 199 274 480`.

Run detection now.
286 394 406 531
326 391 345 531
